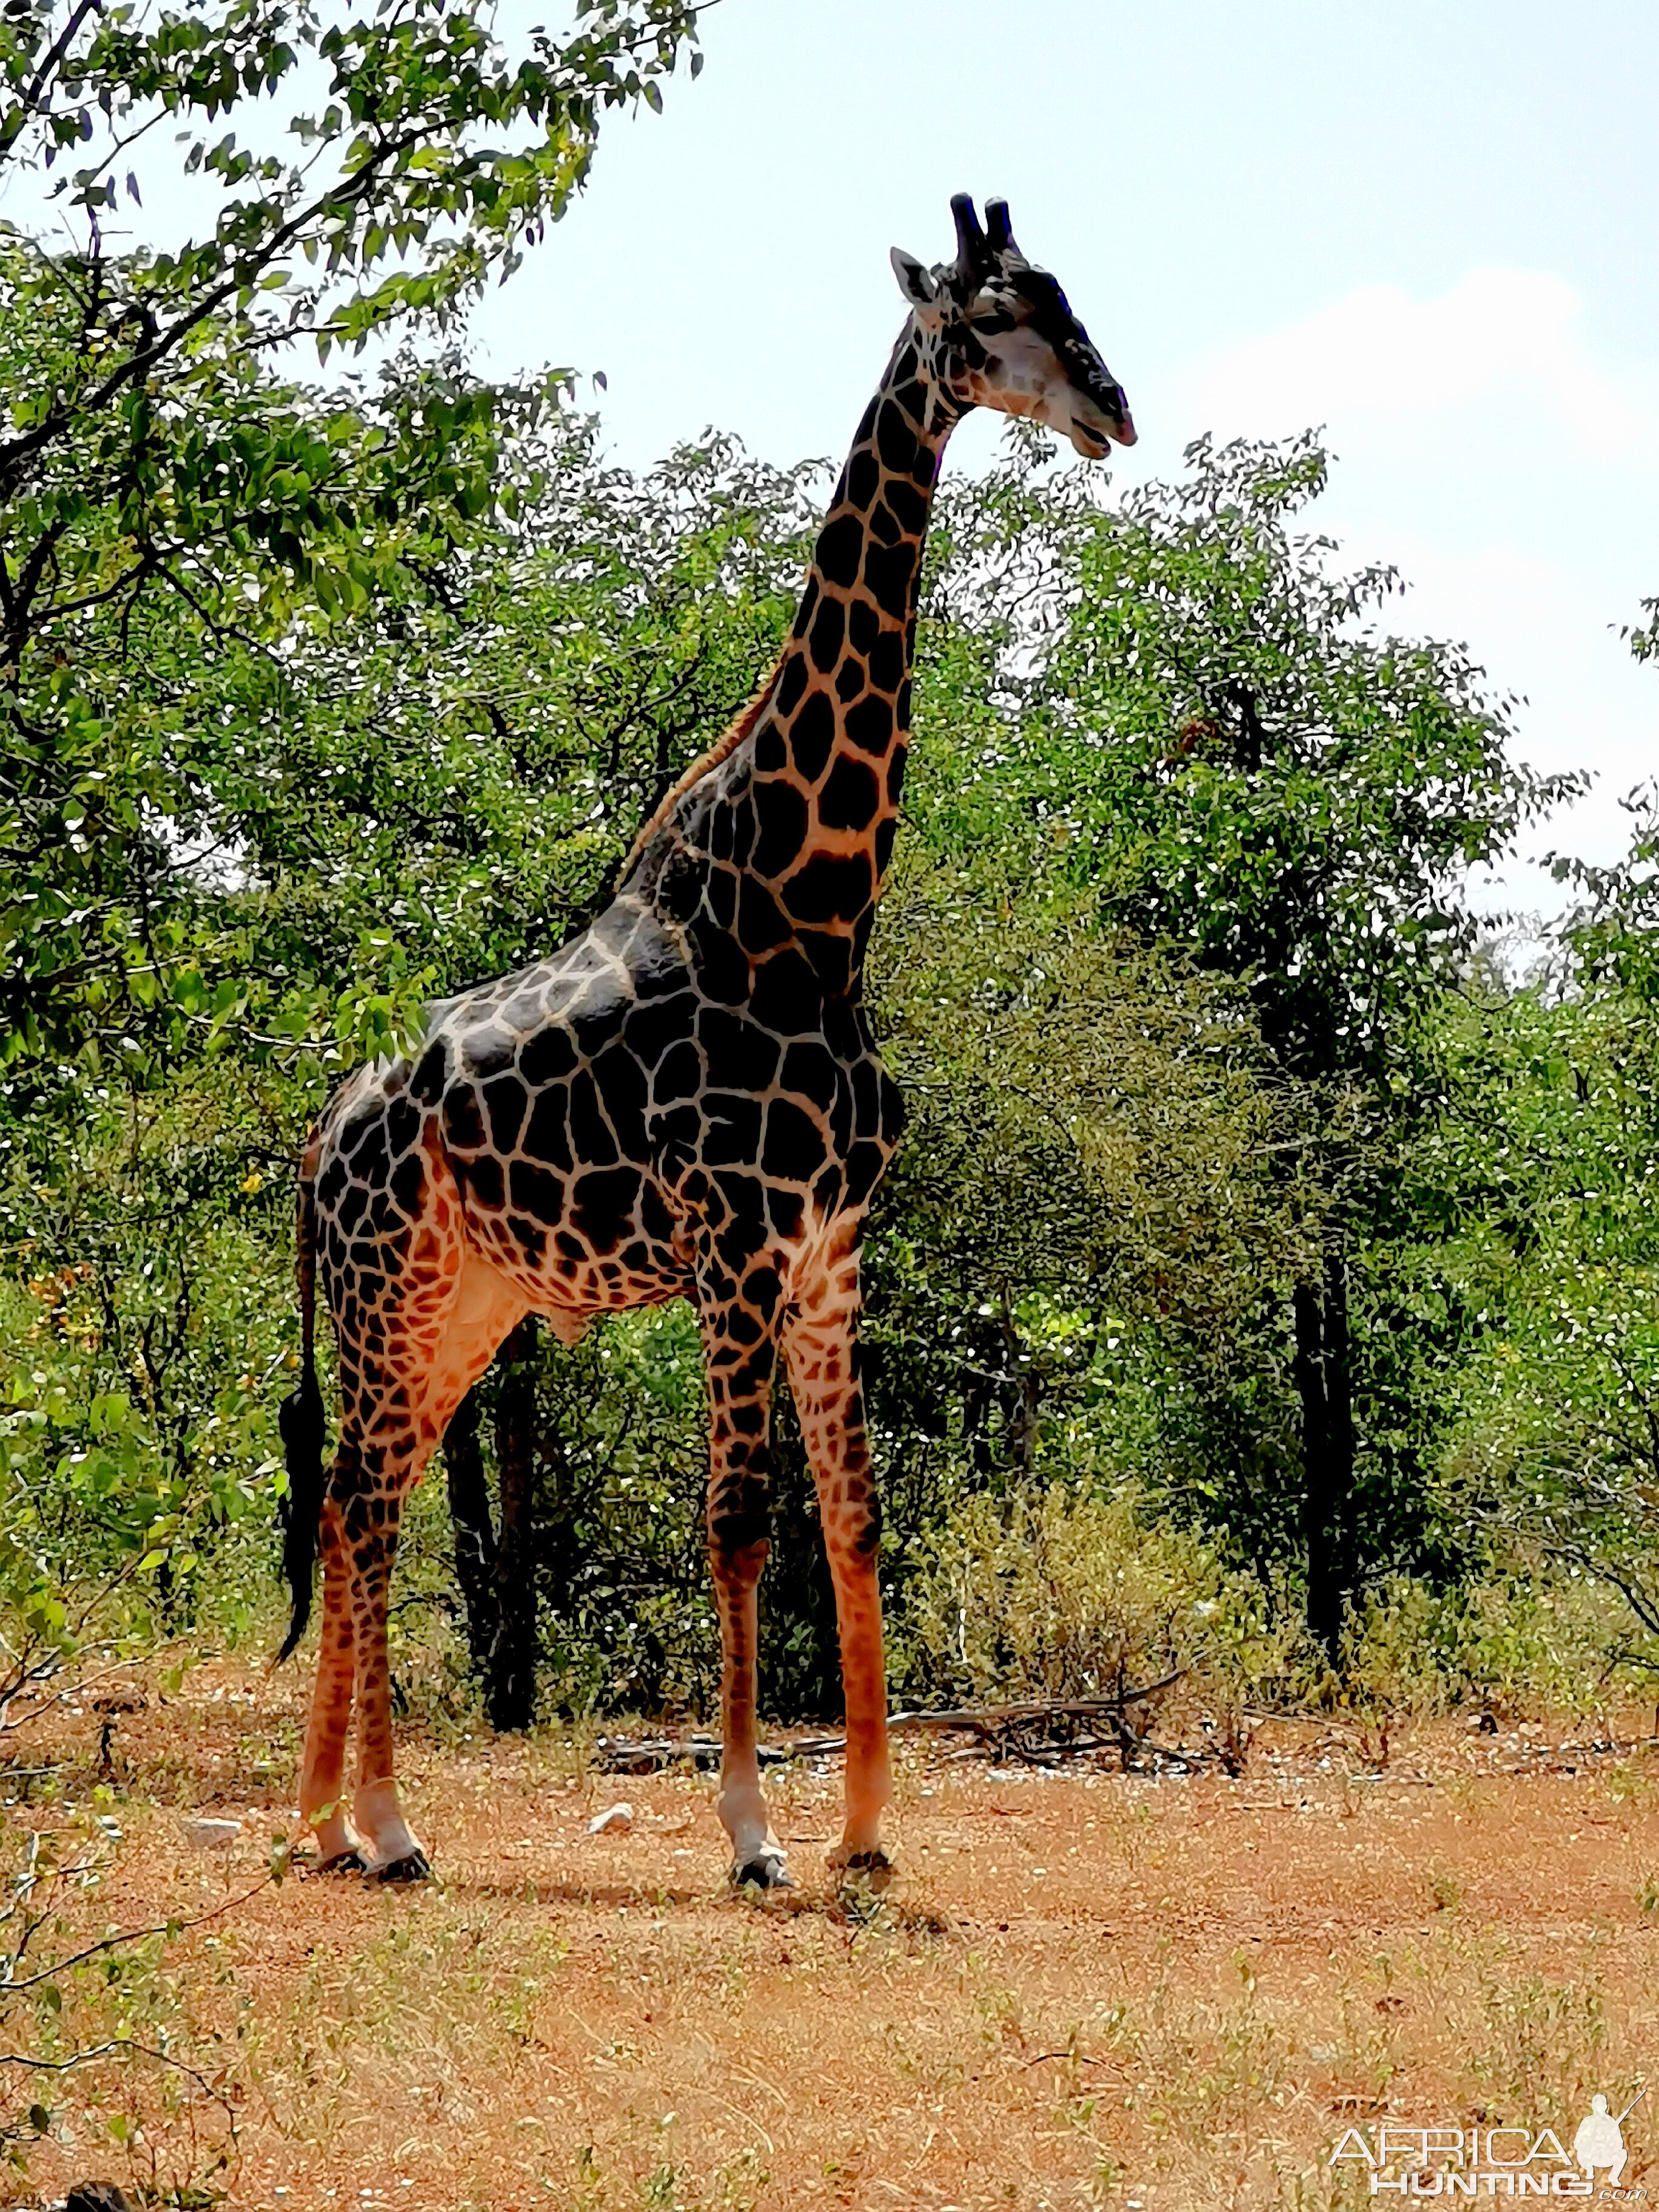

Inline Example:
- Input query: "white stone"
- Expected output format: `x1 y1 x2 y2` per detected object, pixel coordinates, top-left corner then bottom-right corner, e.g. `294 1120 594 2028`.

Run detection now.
587 1801 634 1835
184 1816 243 1851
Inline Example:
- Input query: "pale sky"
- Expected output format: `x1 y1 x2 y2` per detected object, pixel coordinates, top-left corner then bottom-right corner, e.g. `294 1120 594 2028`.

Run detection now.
7 0 1656 911
468 0 1659 914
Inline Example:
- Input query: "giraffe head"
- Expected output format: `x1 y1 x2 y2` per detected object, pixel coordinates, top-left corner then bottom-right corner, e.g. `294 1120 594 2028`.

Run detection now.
890 193 1136 458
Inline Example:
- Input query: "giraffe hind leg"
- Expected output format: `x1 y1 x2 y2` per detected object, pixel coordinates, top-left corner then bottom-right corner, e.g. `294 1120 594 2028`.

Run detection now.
306 1073 528 1879
298 1496 364 1871
337 1259 529 1877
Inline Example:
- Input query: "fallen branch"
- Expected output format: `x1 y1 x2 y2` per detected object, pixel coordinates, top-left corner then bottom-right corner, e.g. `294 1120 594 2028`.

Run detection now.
889 1680 1184 1733
592 1678 1184 1774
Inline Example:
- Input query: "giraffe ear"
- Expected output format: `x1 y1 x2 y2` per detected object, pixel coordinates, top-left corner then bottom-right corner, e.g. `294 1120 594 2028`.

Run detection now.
890 247 940 316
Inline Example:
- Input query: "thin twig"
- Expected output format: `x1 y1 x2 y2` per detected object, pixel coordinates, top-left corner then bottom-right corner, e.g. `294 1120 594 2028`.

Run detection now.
0 2036 239 2124
1 1862 277 1995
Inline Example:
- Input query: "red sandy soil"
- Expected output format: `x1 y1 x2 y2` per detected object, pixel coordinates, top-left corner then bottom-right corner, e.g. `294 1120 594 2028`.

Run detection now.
5 1667 1659 2211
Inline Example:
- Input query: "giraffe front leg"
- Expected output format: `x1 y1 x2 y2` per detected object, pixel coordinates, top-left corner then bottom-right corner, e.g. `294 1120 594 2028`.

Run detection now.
783 1244 891 1876
712 1535 786 1888
343 1482 429 1882
700 1286 789 1889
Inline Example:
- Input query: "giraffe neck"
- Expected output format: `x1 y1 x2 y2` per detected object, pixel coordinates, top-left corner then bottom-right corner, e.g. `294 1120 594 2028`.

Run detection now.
740 324 958 996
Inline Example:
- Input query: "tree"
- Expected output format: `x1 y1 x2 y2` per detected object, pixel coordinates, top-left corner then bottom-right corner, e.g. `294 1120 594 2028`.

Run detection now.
911 430 1577 1654
1421 971 1659 1640
1442 592 1659 1636
0 375 819 1718
1552 596 1659 1002
0 3 716 1722
753 866 1324 1715
0 0 700 1081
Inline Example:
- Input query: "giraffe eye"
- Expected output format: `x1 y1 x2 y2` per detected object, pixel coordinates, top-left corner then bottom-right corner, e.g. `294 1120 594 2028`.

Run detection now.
971 310 1015 336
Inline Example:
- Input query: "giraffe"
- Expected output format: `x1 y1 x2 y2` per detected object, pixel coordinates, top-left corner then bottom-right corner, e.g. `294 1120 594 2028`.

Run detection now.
277 193 1135 1886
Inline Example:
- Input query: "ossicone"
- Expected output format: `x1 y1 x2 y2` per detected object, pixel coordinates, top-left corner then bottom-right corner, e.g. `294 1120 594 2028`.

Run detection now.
984 197 1016 255
947 192 1020 297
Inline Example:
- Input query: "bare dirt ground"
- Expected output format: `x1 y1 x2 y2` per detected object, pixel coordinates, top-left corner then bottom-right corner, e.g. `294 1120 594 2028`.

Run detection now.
8 1666 1659 2211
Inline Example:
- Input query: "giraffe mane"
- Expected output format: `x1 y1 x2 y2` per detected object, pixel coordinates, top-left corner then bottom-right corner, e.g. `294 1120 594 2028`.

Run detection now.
619 643 790 884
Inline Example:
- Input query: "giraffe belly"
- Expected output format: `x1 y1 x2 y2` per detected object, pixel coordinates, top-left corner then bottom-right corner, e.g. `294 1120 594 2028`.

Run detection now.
440 1081 695 1324
458 1167 695 1329
312 885 908 1349
312 1047 691 1375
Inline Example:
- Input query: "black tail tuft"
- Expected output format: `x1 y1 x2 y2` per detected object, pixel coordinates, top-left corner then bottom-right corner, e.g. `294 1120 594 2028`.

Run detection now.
275 1156 327 1663
275 1370 326 1662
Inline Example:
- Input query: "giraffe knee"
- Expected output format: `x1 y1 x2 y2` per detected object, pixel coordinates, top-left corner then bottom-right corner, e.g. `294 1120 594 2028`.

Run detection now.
710 1498 771 1567
708 1444 772 1563
826 1484 881 1562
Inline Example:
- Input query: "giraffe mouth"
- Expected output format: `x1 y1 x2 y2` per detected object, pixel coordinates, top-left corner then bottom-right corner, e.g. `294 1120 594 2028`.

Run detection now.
1069 397 1136 458
1069 415 1122 459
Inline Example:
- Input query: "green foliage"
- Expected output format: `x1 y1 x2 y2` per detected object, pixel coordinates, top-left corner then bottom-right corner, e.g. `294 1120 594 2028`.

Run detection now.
913 431 1581 1643
1336 1572 1631 1725
919 429 1577 1084
1415 975 1659 1631
897 1481 1310 1719
899 1487 1635 1730
0 0 699 1083
869 862 1322 1331
233 415 816 1014
1552 594 1659 1000
0 164 1650 1743
444 1299 718 1718
0 1067 290 1715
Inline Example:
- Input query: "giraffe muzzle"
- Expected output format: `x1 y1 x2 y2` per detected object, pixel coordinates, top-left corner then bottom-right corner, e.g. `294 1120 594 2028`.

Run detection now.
1068 402 1137 458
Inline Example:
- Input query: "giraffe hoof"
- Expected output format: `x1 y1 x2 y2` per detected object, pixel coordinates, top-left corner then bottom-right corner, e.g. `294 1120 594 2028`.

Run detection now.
369 1849 432 1885
729 1848 793 1892
830 1848 893 1891
307 1847 367 1877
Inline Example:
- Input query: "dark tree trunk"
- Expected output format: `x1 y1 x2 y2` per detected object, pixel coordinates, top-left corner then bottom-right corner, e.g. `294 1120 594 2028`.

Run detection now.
489 1316 540 1733
443 1385 498 1671
534 1425 578 1621
759 1375 842 1722
1002 1309 1041 1478
1294 1240 1357 1663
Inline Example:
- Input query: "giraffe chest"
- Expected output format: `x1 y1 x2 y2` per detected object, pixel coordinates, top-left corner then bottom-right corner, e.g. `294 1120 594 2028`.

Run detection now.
646 976 904 1244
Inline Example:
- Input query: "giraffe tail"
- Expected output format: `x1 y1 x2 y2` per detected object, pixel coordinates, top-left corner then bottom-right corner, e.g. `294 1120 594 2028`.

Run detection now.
275 1146 327 1664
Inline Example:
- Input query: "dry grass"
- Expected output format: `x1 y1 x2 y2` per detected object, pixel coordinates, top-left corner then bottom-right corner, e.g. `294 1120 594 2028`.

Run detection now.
7 1668 1659 2210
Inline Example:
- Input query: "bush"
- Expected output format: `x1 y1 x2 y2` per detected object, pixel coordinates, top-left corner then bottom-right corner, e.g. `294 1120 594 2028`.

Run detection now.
894 1481 1311 1721
1339 1572 1642 1724
895 1483 1641 1738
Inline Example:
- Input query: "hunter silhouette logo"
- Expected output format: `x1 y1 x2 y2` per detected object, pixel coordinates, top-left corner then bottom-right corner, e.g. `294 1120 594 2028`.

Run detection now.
1330 2090 1647 2194
1574 2092 1642 2187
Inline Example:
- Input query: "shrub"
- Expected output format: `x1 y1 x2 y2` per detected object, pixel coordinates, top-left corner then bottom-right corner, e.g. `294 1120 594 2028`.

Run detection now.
1340 1572 1641 1723
894 1481 1311 1720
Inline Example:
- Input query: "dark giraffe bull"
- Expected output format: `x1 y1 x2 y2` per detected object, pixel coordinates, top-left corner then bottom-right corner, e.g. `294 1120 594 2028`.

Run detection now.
278 194 1135 1886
